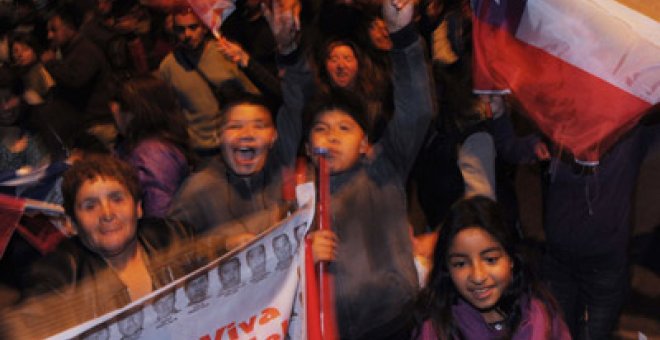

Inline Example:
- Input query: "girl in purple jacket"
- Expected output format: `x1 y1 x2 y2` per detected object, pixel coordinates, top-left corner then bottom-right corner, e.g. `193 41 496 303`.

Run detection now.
111 75 195 217
416 196 570 339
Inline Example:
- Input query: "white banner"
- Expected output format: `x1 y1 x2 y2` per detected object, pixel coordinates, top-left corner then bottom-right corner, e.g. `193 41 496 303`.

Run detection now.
49 183 315 340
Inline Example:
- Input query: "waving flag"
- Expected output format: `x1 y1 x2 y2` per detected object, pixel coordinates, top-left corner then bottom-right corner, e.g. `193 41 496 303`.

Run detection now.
0 194 25 258
0 194 66 259
473 0 660 161
187 0 236 35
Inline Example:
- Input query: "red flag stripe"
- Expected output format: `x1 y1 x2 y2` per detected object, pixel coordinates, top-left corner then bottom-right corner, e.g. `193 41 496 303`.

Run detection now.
473 0 654 160
0 194 26 259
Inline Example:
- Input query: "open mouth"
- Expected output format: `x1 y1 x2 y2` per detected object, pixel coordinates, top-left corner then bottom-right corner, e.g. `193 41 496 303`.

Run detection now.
234 147 258 164
470 286 494 300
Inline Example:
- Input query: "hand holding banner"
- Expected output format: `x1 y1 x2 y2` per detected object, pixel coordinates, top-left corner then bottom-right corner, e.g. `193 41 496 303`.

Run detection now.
2 184 316 340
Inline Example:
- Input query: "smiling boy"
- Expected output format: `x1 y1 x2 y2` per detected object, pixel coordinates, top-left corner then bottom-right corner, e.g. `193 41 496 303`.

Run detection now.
168 50 310 252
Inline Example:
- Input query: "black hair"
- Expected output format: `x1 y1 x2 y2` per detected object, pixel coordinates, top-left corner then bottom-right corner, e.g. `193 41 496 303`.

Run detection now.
50 3 84 31
114 75 193 167
218 92 274 127
70 132 112 156
416 196 560 339
10 32 44 60
109 0 140 19
303 87 368 140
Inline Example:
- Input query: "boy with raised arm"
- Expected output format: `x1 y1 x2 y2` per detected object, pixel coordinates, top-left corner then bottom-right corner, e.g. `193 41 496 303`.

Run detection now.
308 0 435 338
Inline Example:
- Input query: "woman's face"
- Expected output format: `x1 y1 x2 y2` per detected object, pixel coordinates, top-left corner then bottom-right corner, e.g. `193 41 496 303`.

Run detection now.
369 18 392 51
325 44 359 89
73 177 142 260
12 42 37 67
447 226 513 322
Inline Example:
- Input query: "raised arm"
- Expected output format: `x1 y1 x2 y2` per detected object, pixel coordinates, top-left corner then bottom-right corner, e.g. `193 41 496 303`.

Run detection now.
216 37 283 106
378 0 435 176
263 0 312 165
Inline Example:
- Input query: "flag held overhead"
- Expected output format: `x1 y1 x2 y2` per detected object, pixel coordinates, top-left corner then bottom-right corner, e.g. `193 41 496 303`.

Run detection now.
186 0 236 35
472 0 660 161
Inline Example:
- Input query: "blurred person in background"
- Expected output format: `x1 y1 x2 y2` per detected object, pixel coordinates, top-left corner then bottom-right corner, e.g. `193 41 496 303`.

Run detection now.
111 75 194 218
0 85 49 175
11 32 55 105
159 7 258 159
41 3 115 149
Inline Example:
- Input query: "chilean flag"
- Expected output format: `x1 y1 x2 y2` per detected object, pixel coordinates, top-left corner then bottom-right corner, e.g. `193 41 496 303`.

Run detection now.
0 194 25 259
187 0 236 35
0 194 67 259
473 0 660 161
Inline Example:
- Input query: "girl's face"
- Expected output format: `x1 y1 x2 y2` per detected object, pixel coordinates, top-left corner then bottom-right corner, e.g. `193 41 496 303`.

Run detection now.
12 42 37 67
447 226 513 322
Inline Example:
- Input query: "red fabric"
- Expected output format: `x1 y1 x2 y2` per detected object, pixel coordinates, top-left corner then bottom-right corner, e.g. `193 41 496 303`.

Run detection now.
305 237 322 340
16 214 66 255
316 155 338 340
186 0 235 33
0 194 25 259
304 154 339 339
472 0 651 161
140 0 188 11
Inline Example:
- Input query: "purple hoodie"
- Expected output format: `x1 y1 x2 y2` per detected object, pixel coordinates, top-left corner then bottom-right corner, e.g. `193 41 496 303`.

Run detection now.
418 296 571 339
125 138 190 217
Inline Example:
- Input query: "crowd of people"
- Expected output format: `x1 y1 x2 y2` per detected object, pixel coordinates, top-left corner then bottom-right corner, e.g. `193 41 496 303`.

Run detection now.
0 0 657 338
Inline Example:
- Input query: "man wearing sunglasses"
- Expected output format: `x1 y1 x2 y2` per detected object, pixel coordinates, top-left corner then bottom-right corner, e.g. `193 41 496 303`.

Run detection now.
159 7 258 159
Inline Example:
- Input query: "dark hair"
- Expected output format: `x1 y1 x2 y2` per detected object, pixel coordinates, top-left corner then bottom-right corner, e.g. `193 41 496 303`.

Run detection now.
218 92 274 127
10 32 44 61
50 3 83 30
417 196 559 339
70 132 111 156
62 155 142 220
354 4 389 51
109 0 139 20
114 75 194 164
303 87 368 139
